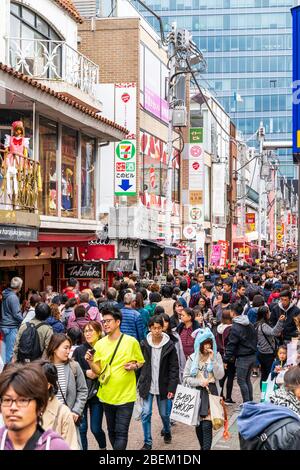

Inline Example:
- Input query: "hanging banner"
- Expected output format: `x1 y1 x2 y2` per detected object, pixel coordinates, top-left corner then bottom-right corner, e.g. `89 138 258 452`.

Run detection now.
218 240 229 268
246 213 256 233
114 83 137 196
292 6 300 162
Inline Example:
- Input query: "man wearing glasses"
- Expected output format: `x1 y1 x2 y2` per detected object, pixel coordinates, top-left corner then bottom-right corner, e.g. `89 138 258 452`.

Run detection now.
85 307 144 450
0 363 70 450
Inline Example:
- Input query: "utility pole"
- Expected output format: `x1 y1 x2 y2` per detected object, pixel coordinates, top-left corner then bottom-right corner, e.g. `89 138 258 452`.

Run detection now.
273 162 278 256
257 122 265 259
164 23 176 246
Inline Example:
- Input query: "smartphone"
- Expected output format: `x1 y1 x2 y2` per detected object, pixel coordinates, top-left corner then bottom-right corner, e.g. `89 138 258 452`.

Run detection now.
88 349 95 357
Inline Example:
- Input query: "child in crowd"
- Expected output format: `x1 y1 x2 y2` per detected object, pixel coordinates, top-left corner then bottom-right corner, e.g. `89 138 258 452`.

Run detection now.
270 345 288 381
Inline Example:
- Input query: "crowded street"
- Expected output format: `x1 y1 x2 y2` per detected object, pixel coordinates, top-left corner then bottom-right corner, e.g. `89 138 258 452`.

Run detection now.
1 0 300 458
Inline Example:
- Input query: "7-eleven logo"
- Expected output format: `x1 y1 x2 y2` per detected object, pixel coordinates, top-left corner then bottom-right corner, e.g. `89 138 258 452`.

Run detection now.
116 140 136 161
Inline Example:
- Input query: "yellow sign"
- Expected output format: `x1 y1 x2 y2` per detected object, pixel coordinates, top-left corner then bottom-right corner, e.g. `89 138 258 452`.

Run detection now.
189 191 203 205
297 130 300 148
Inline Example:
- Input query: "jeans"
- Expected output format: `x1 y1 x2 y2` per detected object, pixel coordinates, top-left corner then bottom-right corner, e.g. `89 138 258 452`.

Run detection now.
79 396 106 450
219 361 236 400
258 352 275 388
141 394 170 446
0 327 18 364
103 402 134 450
236 355 256 402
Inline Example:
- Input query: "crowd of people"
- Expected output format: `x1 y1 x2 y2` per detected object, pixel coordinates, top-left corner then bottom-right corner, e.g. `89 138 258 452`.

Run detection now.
1 253 300 450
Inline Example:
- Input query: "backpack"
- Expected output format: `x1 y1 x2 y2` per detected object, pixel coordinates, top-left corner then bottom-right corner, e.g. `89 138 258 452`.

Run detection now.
239 417 296 450
17 322 49 363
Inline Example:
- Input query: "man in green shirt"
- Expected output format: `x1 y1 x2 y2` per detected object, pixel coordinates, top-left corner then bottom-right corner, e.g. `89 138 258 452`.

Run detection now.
85 307 144 450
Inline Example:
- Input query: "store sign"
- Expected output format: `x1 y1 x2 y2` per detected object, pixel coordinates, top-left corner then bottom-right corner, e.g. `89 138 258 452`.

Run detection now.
189 207 202 223
183 225 197 240
292 6 300 162
246 213 256 232
276 224 284 247
115 140 137 196
115 83 137 196
0 225 38 242
218 240 229 268
189 191 203 206
210 244 221 266
65 263 101 278
189 128 203 144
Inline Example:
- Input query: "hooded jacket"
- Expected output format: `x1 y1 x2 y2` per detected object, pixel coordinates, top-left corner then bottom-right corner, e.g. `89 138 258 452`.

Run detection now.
139 332 179 400
223 315 256 363
183 327 224 388
0 426 70 450
45 316 65 334
0 288 23 328
216 323 232 357
238 402 300 450
270 301 300 341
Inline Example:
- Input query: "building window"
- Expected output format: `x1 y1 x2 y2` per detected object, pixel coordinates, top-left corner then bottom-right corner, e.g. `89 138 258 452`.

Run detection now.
39 117 58 216
81 134 96 220
61 126 77 218
10 2 62 77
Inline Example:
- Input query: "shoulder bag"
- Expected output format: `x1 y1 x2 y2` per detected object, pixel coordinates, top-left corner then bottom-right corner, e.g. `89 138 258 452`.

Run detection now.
99 334 124 386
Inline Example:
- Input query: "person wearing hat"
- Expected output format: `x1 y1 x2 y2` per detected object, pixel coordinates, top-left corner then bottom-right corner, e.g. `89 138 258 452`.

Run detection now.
183 328 224 450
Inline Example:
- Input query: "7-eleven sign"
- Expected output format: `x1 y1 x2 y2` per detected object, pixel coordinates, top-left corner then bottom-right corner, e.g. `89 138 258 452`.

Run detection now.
115 139 137 196
116 140 136 160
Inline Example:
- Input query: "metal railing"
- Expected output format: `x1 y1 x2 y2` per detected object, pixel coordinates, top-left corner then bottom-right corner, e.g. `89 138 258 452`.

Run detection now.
6 37 99 97
0 149 41 211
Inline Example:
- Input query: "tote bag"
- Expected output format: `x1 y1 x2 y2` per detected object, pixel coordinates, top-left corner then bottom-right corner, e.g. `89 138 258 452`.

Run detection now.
170 384 201 426
209 394 224 431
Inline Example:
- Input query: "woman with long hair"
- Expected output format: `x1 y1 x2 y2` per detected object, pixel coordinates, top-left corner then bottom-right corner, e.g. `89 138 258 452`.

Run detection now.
255 305 285 386
170 301 184 330
46 333 88 447
176 307 200 359
72 321 106 450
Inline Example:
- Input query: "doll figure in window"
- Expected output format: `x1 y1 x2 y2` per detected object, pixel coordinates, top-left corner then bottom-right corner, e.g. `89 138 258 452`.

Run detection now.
61 167 73 211
3 121 30 199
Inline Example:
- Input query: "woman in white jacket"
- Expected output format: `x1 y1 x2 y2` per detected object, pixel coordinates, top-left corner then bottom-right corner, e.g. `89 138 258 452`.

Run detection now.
183 327 224 450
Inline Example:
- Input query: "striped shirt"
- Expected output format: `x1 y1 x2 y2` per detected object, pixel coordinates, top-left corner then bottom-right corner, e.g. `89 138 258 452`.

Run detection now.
56 364 67 404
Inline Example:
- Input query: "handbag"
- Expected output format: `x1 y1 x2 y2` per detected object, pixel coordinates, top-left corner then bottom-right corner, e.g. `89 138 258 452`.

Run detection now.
170 384 201 426
208 393 224 431
98 334 124 386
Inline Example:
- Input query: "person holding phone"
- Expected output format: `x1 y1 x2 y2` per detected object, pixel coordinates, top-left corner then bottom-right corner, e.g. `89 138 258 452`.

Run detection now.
72 321 106 450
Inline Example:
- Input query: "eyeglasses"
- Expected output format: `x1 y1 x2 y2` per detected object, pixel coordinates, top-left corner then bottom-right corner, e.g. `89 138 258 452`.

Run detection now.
102 319 114 325
0 397 33 408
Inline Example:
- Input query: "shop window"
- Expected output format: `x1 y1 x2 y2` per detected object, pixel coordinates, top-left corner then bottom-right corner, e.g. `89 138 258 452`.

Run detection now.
39 116 58 216
61 126 77 218
81 134 95 220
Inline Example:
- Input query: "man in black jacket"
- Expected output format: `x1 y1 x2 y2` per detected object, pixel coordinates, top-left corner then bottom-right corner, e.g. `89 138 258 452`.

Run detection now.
223 303 256 403
270 289 300 342
138 315 179 450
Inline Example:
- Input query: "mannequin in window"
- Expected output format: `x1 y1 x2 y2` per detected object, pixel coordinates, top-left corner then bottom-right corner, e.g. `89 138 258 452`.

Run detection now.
4 121 29 198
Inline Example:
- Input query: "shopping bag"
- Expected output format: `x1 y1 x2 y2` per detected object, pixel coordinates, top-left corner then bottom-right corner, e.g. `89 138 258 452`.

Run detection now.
170 384 201 426
208 394 224 431
261 374 277 402
132 390 143 421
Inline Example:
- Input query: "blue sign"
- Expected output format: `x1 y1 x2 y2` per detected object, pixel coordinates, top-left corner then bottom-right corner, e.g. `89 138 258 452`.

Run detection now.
292 6 300 161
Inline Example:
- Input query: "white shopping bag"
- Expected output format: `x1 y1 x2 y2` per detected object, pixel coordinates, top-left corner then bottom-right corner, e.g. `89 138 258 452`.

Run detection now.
170 384 201 426
132 390 143 421
261 374 276 402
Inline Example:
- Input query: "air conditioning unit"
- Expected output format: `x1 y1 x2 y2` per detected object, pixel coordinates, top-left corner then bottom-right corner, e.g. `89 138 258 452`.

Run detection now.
172 107 187 127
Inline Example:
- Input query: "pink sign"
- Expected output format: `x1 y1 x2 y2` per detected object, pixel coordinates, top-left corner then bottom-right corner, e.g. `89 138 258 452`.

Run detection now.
145 86 168 123
190 145 202 158
210 245 221 266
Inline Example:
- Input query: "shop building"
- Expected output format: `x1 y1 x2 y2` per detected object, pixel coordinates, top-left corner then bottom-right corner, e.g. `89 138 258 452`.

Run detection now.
0 0 127 291
77 2 183 276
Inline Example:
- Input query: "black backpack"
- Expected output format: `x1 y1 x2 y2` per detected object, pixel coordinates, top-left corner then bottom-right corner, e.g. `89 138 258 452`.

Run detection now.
17 322 48 363
239 417 296 450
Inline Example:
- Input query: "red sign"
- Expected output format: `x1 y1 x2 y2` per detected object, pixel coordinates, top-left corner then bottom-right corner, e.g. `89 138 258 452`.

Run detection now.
218 240 229 268
192 162 200 171
121 93 130 103
246 213 255 224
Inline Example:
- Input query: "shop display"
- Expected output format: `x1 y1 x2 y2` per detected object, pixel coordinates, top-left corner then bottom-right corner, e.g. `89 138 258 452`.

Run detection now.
1 120 41 210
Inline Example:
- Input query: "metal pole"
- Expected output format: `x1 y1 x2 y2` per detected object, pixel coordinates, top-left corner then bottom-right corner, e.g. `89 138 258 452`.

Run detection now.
273 164 277 256
257 122 265 259
165 23 176 246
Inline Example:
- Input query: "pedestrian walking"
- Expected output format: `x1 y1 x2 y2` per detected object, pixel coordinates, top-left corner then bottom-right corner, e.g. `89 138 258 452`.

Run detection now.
0 277 23 364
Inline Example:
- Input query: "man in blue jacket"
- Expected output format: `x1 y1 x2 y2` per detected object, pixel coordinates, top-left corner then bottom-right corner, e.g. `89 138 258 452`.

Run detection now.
120 293 145 342
0 277 23 364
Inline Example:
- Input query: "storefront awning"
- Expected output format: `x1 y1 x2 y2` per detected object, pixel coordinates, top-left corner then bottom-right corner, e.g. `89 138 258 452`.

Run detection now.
29 233 97 247
164 245 181 256
107 259 136 272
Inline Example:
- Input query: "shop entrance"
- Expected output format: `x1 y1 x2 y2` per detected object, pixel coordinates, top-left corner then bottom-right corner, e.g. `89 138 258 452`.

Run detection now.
0 265 25 293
